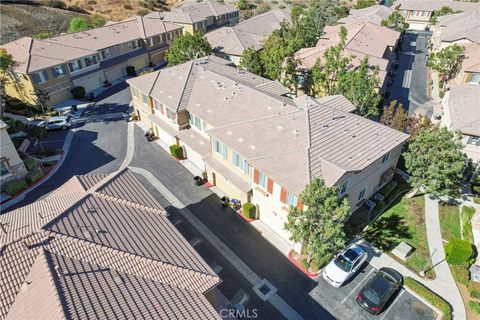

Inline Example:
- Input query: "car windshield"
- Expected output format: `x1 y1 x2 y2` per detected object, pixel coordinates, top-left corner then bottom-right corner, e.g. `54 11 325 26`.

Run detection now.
333 255 353 272
362 287 381 305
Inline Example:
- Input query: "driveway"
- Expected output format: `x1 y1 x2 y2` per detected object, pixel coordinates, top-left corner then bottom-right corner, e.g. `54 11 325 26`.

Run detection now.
3 85 132 212
312 263 438 320
386 30 434 117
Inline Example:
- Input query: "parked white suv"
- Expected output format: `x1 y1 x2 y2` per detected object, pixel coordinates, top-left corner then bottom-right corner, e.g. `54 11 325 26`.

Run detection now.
38 116 72 131
322 244 368 287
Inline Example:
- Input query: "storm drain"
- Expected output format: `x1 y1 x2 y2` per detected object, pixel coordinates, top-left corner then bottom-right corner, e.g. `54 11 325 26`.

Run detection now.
252 279 277 301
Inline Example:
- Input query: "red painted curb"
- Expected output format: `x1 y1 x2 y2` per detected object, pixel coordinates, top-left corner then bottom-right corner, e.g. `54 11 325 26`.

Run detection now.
0 152 64 205
237 210 255 222
288 250 320 278
203 182 214 188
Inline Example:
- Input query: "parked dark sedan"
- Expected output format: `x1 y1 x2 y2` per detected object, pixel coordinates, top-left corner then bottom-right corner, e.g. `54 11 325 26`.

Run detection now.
356 267 403 315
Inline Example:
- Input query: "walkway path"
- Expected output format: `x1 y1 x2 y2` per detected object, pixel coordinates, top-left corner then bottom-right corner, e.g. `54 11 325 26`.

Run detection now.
424 195 466 320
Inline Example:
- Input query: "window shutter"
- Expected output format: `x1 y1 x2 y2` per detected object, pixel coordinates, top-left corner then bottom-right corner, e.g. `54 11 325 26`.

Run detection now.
280 187 287 204
43 70 49 81
267 179 273 194
297 199 303 210
253 169 259 184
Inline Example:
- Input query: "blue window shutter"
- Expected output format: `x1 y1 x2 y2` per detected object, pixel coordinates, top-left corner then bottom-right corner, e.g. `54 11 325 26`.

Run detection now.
222 145 227 159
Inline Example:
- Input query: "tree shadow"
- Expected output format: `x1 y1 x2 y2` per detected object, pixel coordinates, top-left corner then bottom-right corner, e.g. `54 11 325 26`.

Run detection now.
363 214 411 252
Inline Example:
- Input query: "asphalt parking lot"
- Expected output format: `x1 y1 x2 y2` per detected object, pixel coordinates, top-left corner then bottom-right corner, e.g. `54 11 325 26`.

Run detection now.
311 263 438 320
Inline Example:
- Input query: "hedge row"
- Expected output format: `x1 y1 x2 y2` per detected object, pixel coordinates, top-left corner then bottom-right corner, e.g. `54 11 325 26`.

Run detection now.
25 169 45 184
404 277 452 320
23 158 36 171
3 179 28 196
445 238 473 265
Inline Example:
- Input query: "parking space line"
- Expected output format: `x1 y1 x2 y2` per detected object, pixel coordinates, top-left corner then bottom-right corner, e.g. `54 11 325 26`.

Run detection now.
380 289 405 320
340 268 374 304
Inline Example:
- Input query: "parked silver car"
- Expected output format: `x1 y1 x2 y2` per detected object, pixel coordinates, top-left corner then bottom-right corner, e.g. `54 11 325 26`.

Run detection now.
38 116 72 131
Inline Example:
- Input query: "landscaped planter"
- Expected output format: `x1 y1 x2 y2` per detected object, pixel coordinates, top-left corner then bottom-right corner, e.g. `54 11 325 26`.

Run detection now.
237 209 255 222
288 250 320 278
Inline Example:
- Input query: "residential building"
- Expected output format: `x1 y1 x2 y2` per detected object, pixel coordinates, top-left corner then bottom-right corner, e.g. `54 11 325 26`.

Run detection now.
338 5 394 25
431 10 480 51
0 16 182 106
177 0 240 30
0 120 27 188
127 57 408 248
206 10 289 65
295 21 400 92
441 84 480 163
393 0 480 30
0 168 223 319
458 43 480 85
145 11 208 34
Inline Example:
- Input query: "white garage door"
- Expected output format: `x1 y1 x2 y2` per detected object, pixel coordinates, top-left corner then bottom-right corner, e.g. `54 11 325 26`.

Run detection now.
106 66 126 82
408 22 427 31
182 144 204 170
154 125 175 146
77 77 102 93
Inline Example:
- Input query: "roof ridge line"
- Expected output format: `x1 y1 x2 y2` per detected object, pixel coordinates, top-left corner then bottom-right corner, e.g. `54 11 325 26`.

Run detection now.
91 191 167 215
25 38 34 73
175 61 197 111
47 233 219 291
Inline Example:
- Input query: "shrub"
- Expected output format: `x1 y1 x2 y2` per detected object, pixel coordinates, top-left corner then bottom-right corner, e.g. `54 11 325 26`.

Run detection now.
256 3 271 14
71 86 86 99
126 66 136 76
468 301 480 315
169 144 183 158
300 258 309 269
124 3 133 9
380 180 398 198
87 0 97 4
470 289 480 299
3 179 28 196
445 238 473 264
404 277 452 320
242 202 256 219
44 0 67 9
25 169 45 184
23 158 36 171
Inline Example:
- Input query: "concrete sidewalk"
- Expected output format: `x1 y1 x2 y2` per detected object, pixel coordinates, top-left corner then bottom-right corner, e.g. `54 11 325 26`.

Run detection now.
424 195 466 320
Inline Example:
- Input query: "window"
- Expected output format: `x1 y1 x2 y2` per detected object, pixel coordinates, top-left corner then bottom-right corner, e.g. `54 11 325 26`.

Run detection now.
68 60 83 72
0 159 9 176
468 136 480 146
213 139 227 159
358 187 367 201
32 70 49 84
53 65 66 78
156 35 163 44
146 38 153 47
84 55 97 67
194 116 201 130
286 191 298 207
232 152 248 174
258 172 268 189
382 152 390 164
142 93 149 106
101 48 111 59
166 108 176 121
132 87 139 99
243 159 249 175
154 99 163 113
340 179 349 195
469 73 480 84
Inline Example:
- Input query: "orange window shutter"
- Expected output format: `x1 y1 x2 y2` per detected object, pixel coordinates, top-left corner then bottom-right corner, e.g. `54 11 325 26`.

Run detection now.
253 169 259 184
280 187 287 204
297 199 303 210
267 179 273 194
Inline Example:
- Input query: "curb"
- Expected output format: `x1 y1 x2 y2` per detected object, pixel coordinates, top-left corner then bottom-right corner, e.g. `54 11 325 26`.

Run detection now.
287 250 320 278
403 286 444 320
1 130 74 212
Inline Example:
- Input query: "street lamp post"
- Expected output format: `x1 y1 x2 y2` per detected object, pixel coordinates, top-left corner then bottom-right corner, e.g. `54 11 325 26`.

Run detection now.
419 248 437 277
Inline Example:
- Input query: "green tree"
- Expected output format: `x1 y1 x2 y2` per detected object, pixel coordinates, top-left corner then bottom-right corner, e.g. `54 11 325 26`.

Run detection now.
355 0 376 9
337 57 382 118
381 11 409 32
259 32 287 80
380 100 409 132
166 33 212 66
31 89 51 114
285 178 351 262
428 44 464 81
90 14 106 28
240 47 263 75
0 49 24 113
404 126 465 197
282 56 299 94
430 6 457 23
68 17 90 33
236 0 248 10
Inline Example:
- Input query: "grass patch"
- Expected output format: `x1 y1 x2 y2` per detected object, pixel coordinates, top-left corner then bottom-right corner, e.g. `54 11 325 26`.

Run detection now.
404 277 452 320
439 203 461 240
462 206 476 242
364 195 434 277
